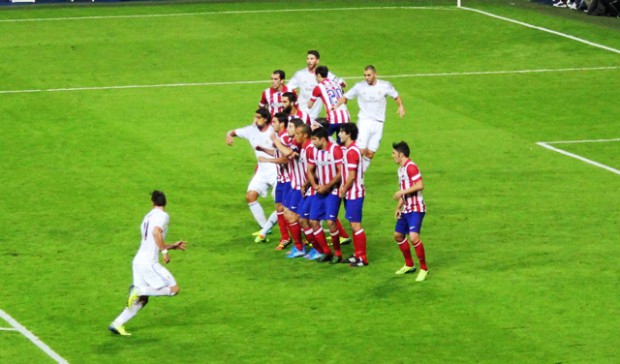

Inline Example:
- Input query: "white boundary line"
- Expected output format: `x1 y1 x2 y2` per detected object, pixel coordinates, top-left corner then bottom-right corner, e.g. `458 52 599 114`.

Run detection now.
536 139 620 175
0 66 617 95
0 327 19 331
0 309 69 364
460 7 620 55
0 6 454 23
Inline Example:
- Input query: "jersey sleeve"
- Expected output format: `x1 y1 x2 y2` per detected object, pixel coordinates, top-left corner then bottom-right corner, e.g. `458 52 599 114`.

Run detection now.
310 85 321 102
407 164 422 183
259 91 267 108
306 146 316 166
152 211 169 230
332 145 344 165
385 81 399 99
287 73 299 90
234 125 253 139
344 83 360 99
346 149 360 170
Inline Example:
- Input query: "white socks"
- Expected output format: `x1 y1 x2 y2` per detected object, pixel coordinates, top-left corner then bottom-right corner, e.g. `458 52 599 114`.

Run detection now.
259 211 278 236
248 201 267 227
362 156 372 173
112 302 143 327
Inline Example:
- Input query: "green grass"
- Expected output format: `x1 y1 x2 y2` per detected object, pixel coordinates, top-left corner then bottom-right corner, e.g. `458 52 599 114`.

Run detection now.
1 0 619 363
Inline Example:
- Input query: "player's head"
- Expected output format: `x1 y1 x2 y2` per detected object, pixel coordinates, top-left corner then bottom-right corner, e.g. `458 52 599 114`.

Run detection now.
338 123 358 145
272 112 288 132
281 92 297 114
271 70 285 89
307 50 320 69
288 117 302 137
151 190 167 207
311 126 329 150
254 108 271 129
392 141 410 163
315 65 329 80
364 65 377 85
294 121 311 143
312 117 329 131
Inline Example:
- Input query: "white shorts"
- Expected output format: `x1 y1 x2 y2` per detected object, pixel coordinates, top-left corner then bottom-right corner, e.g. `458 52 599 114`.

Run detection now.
356 118 385 153
133 263 177 290
247 169 277 198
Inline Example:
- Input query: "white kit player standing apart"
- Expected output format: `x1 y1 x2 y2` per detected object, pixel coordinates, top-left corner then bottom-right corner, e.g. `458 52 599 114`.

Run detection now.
109 190 187 336
287 50 346 122
226 108 279 239
334 65 405 172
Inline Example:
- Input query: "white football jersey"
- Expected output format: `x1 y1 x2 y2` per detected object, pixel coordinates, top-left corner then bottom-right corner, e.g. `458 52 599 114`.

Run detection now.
344 79 399 122
133 208 169 265
235 124 278 175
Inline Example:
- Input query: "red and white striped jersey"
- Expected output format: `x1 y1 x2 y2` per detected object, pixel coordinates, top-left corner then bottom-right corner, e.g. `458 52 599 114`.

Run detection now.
287 140 303 190
342 142 365 200
398 159 426 213
259 85 294 116
275 130 292 183
310 79 351 125
301 141 317 196
288 109 311 126
309 142 343 196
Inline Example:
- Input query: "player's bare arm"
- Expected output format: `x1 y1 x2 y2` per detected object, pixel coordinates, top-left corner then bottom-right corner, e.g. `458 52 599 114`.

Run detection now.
269 133 294 157
225 130 237 146
318 171 342 194
395 96 405 118
393 180 423 200
255 145 276 156
152 226 171 264
395 199 404 219
339 168 356 197
166 241 187 251
333 96 348 111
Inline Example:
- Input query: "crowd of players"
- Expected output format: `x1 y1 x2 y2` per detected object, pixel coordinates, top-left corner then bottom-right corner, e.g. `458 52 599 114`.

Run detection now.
226 50 428 281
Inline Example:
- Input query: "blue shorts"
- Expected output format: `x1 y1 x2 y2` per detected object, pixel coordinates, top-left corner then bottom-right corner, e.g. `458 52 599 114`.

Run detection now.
285 189 303 213
275 182 292 205
344 197 364 223
309 193 341 221
395 211 425 235
298 195 315 220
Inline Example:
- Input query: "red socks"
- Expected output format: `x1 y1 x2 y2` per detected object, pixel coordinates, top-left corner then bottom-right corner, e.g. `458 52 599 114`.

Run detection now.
289 222 304 251
329 230 342 257
413 241 427 271
336 218 349 239
313 227 331 255
397 238 414 267
353 229 367 263
277 211 290 241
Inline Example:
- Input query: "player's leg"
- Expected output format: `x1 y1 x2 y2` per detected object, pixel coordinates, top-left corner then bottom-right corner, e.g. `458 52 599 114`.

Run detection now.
284 189 305 255
407 212 428 281
273 182 292 248
298 195 318 254
132 264 179 297
394 214 416 275
345 198 368 267
362 121 384 172
309 195 331 260
324 195 343 262
247 174 271 229
109 269 147 335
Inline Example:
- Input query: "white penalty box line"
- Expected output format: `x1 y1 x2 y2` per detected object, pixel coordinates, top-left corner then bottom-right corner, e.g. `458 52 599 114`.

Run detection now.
0 309 69 364
536 138 620 175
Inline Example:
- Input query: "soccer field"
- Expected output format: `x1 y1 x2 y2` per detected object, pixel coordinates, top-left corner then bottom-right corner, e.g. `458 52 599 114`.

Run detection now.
1 0 619 363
